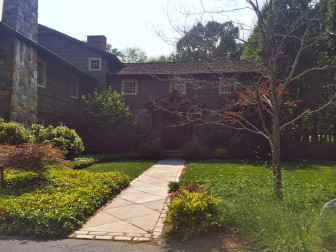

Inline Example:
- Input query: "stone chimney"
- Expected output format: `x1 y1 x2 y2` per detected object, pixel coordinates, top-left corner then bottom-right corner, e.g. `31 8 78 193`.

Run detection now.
2 0 38 41
87 35 107 51
0 0 38 125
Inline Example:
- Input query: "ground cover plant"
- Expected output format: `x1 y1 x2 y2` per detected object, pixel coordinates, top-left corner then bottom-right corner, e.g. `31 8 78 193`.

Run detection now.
84 160 156 180
179 161 336 251
0 166 129 237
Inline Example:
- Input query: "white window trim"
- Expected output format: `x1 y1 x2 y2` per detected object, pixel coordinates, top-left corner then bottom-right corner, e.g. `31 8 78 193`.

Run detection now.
219 78 236 94
70 76 79 99
88 57 102 71
121 79 138 95
169 81 186 95
37 59 47 88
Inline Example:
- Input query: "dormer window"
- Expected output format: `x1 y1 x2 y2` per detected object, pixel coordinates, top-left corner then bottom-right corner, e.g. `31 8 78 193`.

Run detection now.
88 57 101 71
70 77 79 99
37 60 46 87
170 82 186 95
219 78 236 94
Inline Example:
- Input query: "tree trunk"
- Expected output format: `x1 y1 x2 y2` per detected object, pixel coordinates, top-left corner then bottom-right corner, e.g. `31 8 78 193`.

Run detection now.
0 168 4 189
271 110 283 200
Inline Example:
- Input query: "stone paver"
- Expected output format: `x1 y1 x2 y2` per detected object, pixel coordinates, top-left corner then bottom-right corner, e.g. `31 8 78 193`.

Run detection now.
72 159 184 242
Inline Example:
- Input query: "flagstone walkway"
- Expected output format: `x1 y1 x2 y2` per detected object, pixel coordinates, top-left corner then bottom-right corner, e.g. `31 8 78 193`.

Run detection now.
71 159 185 242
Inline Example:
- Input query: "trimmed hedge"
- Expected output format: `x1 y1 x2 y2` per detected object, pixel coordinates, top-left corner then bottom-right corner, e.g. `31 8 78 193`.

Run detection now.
0 167 129 237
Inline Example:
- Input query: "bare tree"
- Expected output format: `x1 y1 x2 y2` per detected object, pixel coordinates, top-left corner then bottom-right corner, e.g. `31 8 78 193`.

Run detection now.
154 0 336 200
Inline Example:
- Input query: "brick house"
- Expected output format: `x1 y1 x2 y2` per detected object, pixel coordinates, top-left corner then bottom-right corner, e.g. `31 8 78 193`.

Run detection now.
0 0 258 149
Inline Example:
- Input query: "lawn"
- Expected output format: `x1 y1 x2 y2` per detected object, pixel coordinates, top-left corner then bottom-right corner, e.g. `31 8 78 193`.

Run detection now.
83 160 156 180
0 166 129 237
180 160 336 251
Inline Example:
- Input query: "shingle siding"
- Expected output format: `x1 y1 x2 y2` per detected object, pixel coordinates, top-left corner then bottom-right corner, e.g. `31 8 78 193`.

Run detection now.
37 55 95 128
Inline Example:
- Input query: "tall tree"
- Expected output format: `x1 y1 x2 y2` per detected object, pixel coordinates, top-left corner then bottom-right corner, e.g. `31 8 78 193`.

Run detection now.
156 0 335 199
175 21 242 61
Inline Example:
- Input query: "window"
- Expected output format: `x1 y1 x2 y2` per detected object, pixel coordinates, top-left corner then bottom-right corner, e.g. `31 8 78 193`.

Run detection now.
88 57 102 71
219 79 235 94
121 80 138 95
37 60 46 87
70 77 79 99
170 82 186 95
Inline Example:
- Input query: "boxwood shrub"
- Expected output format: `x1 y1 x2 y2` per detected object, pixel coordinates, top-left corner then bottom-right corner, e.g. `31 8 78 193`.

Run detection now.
0 167 129 237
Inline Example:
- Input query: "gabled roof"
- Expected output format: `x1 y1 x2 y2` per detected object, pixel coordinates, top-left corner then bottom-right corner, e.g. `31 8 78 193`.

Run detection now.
38 24 124 68
0 22 97 83
109 61 261 76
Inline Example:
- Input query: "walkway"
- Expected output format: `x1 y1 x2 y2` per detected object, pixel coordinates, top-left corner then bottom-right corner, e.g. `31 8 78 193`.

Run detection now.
71 159 185 242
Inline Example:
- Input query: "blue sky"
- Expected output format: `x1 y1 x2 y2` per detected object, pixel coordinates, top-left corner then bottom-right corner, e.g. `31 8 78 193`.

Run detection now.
0 0 257 57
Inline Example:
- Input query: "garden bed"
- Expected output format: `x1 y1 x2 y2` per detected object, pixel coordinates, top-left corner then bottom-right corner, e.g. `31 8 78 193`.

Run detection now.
0 166 129 237
174 160 336 251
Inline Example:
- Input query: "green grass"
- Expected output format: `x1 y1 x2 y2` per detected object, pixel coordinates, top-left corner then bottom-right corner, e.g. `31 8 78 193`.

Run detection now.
84 160 156 180
0 166 129 237
180 160 336 251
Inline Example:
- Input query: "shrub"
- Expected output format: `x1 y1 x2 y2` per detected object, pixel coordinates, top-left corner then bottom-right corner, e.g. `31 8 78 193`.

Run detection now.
0 120 33 145
212 148 229 159
0 167 129 237
169 182 204 200
138 138 164 159
31 124 84 159
181 141 210 160
166 190 223 241
0 143 64 187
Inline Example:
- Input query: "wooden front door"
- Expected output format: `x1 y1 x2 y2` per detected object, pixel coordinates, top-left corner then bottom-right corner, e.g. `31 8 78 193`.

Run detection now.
161 113 193 150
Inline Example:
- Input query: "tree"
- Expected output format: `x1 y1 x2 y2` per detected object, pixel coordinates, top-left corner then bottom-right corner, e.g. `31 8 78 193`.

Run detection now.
175 21 242 61
0 143 64 188
120 47 148 63
157 0 335 199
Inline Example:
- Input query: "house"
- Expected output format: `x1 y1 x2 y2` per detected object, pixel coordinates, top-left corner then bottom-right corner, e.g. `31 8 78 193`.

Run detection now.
0 0 258 149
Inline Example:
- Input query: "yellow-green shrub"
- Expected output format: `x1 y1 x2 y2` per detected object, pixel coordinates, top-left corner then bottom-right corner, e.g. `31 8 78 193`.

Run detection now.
166 190 223 241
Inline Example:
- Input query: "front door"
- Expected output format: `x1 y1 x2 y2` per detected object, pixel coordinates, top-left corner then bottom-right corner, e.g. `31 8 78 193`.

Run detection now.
161 113 193 150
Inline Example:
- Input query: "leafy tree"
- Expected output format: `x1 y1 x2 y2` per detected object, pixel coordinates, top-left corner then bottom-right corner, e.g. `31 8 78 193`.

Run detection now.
82 88 136 153
0 143 64 188
175 21 242 61
157 0 335 199
120 47 148 63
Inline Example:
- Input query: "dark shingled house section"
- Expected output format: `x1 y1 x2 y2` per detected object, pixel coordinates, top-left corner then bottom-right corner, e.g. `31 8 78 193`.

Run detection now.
0 22 97 127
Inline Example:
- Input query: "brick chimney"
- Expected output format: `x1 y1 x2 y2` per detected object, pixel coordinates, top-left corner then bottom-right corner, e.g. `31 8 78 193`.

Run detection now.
87 35 107 51
0 0 38 125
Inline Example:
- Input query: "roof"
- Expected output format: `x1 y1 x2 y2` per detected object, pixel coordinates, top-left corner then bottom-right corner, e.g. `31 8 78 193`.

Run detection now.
109 61 261 76
0 22 97 83
38 24 124 68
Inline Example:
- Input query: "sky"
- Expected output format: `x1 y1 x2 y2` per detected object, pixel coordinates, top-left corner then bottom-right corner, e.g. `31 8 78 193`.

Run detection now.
0 0 257 57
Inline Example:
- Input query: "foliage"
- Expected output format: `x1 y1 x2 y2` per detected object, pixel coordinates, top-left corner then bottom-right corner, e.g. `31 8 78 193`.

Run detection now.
82 88 138 153
0 167 129 237
181 141 210 160
120 47 148 63
0 143 64 187
31 124 84 159
176 21 242 61
82 87 133 122
169 182 204 200
212 148 229 159
166 190 223 241
84 160 156 180
180 161 336 251
0 120 33 145
138 138 164 159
